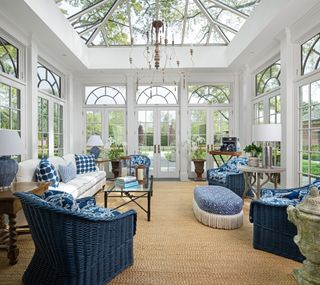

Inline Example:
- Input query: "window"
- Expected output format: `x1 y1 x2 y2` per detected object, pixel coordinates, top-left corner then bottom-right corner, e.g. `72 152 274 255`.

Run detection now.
298 81 320 184
136 86 178 105
0 36 19 79
301 33 320 76
188 85 231 105
37 63 61 98
213 110 229 149
86 110 102 140
269 95 281 123
85 86 126 105
108 111 125 144
37 62 64 158
38 97 49 158
255 60 281 96
54 103 63 156
254 102 264 124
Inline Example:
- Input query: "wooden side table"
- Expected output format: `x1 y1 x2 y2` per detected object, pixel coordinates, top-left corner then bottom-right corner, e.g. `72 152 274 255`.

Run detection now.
238 165 285 199
0 182 49 265
208 150 242 167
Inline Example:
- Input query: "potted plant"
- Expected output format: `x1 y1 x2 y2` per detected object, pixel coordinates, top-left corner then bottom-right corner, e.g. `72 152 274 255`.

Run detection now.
243 143 262 167
186 136 206 180
105 137 124 178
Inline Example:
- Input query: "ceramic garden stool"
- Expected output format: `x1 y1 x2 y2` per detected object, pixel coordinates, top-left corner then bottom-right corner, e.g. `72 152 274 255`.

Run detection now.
193 185 243 229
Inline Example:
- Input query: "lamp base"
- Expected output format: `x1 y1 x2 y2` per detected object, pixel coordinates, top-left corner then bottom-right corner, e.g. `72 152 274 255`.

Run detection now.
0 156 18 188
263 146 272 168
90 146 101 159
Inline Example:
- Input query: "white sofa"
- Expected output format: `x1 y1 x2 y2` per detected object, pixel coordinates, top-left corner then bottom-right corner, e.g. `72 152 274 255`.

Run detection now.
16 154 106 198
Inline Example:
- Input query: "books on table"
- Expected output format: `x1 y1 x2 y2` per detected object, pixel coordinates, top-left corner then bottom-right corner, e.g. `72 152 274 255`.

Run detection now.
115 176 138 188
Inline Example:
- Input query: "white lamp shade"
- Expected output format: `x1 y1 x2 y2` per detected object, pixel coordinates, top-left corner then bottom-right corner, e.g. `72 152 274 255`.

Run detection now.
87 135 104 147
252 124 282 142
0 130 24 155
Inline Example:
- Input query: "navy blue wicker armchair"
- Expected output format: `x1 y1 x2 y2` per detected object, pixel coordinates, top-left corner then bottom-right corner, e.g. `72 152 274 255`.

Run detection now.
130 155 151 178
14 192 137 285
249 182 320 262
207 157 248 197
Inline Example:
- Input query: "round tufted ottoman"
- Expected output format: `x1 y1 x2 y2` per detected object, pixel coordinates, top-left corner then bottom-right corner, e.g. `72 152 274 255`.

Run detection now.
193 185 243 229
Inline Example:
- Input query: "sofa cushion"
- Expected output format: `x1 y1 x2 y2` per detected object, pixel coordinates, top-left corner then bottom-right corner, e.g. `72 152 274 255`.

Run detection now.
50 171 105 198
36 159 59 188
75 154 96 174
16 159 39 182
47 156 66 180
63 154 76 169
59 162 77 183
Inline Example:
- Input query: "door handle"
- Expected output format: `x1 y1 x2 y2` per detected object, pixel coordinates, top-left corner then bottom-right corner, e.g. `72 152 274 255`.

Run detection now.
158 145 160 153
153 145 156 153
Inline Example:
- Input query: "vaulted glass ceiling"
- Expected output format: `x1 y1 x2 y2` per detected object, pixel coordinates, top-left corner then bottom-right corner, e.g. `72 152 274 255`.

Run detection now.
56 0 259 47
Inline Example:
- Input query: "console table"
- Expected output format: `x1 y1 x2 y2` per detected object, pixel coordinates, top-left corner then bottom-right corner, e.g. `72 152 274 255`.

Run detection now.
0 182 50 265
208 150 242 167
238 165 285 199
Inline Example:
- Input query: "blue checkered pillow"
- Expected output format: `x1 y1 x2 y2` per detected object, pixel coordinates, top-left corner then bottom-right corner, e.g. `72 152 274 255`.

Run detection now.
75 154 96 174
35 159 59 188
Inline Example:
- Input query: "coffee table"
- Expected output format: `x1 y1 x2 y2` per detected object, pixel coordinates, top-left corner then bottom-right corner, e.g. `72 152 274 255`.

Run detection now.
104 176 153 221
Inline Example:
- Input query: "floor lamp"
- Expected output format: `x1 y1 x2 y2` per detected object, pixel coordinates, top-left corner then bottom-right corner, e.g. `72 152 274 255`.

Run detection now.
252 124 282 168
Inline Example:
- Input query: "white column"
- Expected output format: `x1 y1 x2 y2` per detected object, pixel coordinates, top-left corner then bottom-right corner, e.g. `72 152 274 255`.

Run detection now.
126 74 136 154
180 73 188 181
280 28 297 187
233 72 240 139
26 37 38 159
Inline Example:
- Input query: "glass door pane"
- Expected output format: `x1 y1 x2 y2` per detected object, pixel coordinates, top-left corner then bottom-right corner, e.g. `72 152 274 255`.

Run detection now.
108 111 125 144
138 110 154 174
159 110 178 176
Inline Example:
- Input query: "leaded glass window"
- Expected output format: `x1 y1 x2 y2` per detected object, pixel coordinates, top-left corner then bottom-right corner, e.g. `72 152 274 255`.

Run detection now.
38 97 49 158
85 86 126 105
54 103 64 156
37 63 61 97
188 85 230 104
0 36 19 78
0 83 21 131
136 86 178 105
301 33 320 76
256 60 281 96
298 80 320 185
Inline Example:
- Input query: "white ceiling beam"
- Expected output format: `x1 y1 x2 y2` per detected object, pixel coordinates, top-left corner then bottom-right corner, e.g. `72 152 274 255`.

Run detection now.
194 0 238 34
209 0 249 19
86 0 125 45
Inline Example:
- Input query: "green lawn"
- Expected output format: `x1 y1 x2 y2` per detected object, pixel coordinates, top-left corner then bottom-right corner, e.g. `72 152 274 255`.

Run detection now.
302 160 320 176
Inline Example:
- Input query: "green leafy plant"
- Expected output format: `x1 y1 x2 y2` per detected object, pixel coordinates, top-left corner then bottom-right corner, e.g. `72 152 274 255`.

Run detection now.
243 143 262 157
104 137 124 160
185 136 206 160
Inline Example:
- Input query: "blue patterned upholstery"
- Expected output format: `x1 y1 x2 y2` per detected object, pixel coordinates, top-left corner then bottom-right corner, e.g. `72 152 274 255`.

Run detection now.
129 155 151 178
35 159 59 188
249 181 320 262
75 154 96 174
14 191 137 285
194 186 243 215
207 157 248 197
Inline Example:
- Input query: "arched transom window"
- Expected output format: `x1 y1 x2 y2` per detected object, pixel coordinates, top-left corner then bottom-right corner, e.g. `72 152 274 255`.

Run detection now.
136 86 178 105
255 60 281 96
85 86 126 105
188 85 231 104
0 36 19 79
302 33 320 76
37 63 61 97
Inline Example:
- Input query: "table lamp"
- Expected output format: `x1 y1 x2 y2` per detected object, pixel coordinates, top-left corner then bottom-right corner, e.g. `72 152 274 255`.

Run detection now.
87 135 104 159
252 124 282 168
0 130 24 189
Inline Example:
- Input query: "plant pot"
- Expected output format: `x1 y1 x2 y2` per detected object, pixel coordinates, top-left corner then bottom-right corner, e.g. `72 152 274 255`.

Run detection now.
248 157 259 167
192 159 206 180
111 160 120 178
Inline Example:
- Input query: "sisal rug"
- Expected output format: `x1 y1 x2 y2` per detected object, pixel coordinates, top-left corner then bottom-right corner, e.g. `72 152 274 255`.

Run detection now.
0 181 299 285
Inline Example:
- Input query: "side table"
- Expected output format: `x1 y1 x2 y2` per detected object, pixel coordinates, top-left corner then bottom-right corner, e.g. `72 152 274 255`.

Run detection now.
0 182 50 265
208 151 242 167
238 165 285 199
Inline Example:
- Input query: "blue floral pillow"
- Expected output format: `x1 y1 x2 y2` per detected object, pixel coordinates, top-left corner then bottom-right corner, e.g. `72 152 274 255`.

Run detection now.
42 190 79 211
80 206 116 219
35 159 59 188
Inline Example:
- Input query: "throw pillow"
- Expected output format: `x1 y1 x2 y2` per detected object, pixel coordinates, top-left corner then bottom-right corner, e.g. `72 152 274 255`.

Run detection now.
42 190 79 211
80 206 116 219
59 162 77 183
75 154 96 174
35 159 59 188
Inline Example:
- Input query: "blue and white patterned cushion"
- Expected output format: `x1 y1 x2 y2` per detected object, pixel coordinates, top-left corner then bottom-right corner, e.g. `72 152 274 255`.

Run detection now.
75 154 96 174
224 157 248 173
42 190 79 211
260 196 299 206
59 162 77 183
207 170 228 184
194 186 243 215
131 155 151 167
80 206 116 219
35 159 59 188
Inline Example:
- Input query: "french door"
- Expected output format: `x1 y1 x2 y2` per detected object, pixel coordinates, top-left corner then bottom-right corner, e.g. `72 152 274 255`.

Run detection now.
137 108 179 178
188 107 232 176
